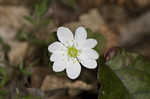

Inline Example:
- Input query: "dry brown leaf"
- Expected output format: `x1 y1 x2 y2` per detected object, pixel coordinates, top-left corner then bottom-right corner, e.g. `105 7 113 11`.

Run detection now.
8 42 29 65
31 67 50 88
41 75 94 91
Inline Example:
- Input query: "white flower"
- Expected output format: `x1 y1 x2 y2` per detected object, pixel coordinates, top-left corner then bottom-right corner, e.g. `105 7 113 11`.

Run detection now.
48 26 99 79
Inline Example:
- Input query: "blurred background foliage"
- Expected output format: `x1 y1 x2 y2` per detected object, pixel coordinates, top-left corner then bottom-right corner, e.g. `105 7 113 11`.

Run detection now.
0 0 150 99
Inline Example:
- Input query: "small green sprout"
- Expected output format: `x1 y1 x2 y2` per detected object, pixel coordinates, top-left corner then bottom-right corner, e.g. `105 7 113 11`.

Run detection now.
0 67 8 87
18 61 32 76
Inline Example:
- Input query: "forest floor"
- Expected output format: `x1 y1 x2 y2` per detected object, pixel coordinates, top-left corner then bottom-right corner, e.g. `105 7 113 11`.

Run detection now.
0 0 150 99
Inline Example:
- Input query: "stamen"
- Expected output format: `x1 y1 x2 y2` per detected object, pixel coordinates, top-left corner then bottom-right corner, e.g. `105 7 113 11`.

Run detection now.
67 46 78 58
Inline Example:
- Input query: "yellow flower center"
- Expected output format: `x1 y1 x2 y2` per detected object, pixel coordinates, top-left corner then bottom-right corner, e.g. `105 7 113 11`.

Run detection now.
67 46 78 58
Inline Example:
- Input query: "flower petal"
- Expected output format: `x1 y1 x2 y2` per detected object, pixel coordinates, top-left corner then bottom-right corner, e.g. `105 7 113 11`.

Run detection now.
78 54 97 69
57 27 74 47
66 59 81 79
81 59 97 69
52 60 67 72
75 26 87 43
77 39 97 49
48 42 66 53
83 39 97 49
81 49 99 60
50 51 67 62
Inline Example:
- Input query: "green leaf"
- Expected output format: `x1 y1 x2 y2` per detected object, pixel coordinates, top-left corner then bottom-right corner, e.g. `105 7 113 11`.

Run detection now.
39 19 50 26
16 29 45 46
47 32 58 44
35 0 47 19
0 37 3 43
22 70 32 76
61 0 77 8
24 16 35 25
0 90 8 96
19 61 24 71
23 94 42 99
0 67 8 87
0 96 3 99
0 37 10 52
98 48 150 99
16 29 31 41
18 61 32 76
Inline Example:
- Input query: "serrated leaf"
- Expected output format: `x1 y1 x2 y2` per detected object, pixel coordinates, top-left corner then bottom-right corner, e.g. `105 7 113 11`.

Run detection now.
98 48 150 99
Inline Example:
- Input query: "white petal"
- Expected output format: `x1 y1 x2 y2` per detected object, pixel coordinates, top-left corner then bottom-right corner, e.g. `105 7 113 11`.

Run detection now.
75 26 87 42
57 27 74 47
50 51 67 62
50 53 59 62
83 39 97 49
81 59 97 69
48 42 66 53
81 49 99 60
77 39 97 50
78 54 97 69
52 60 67 72
66 59 81 79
